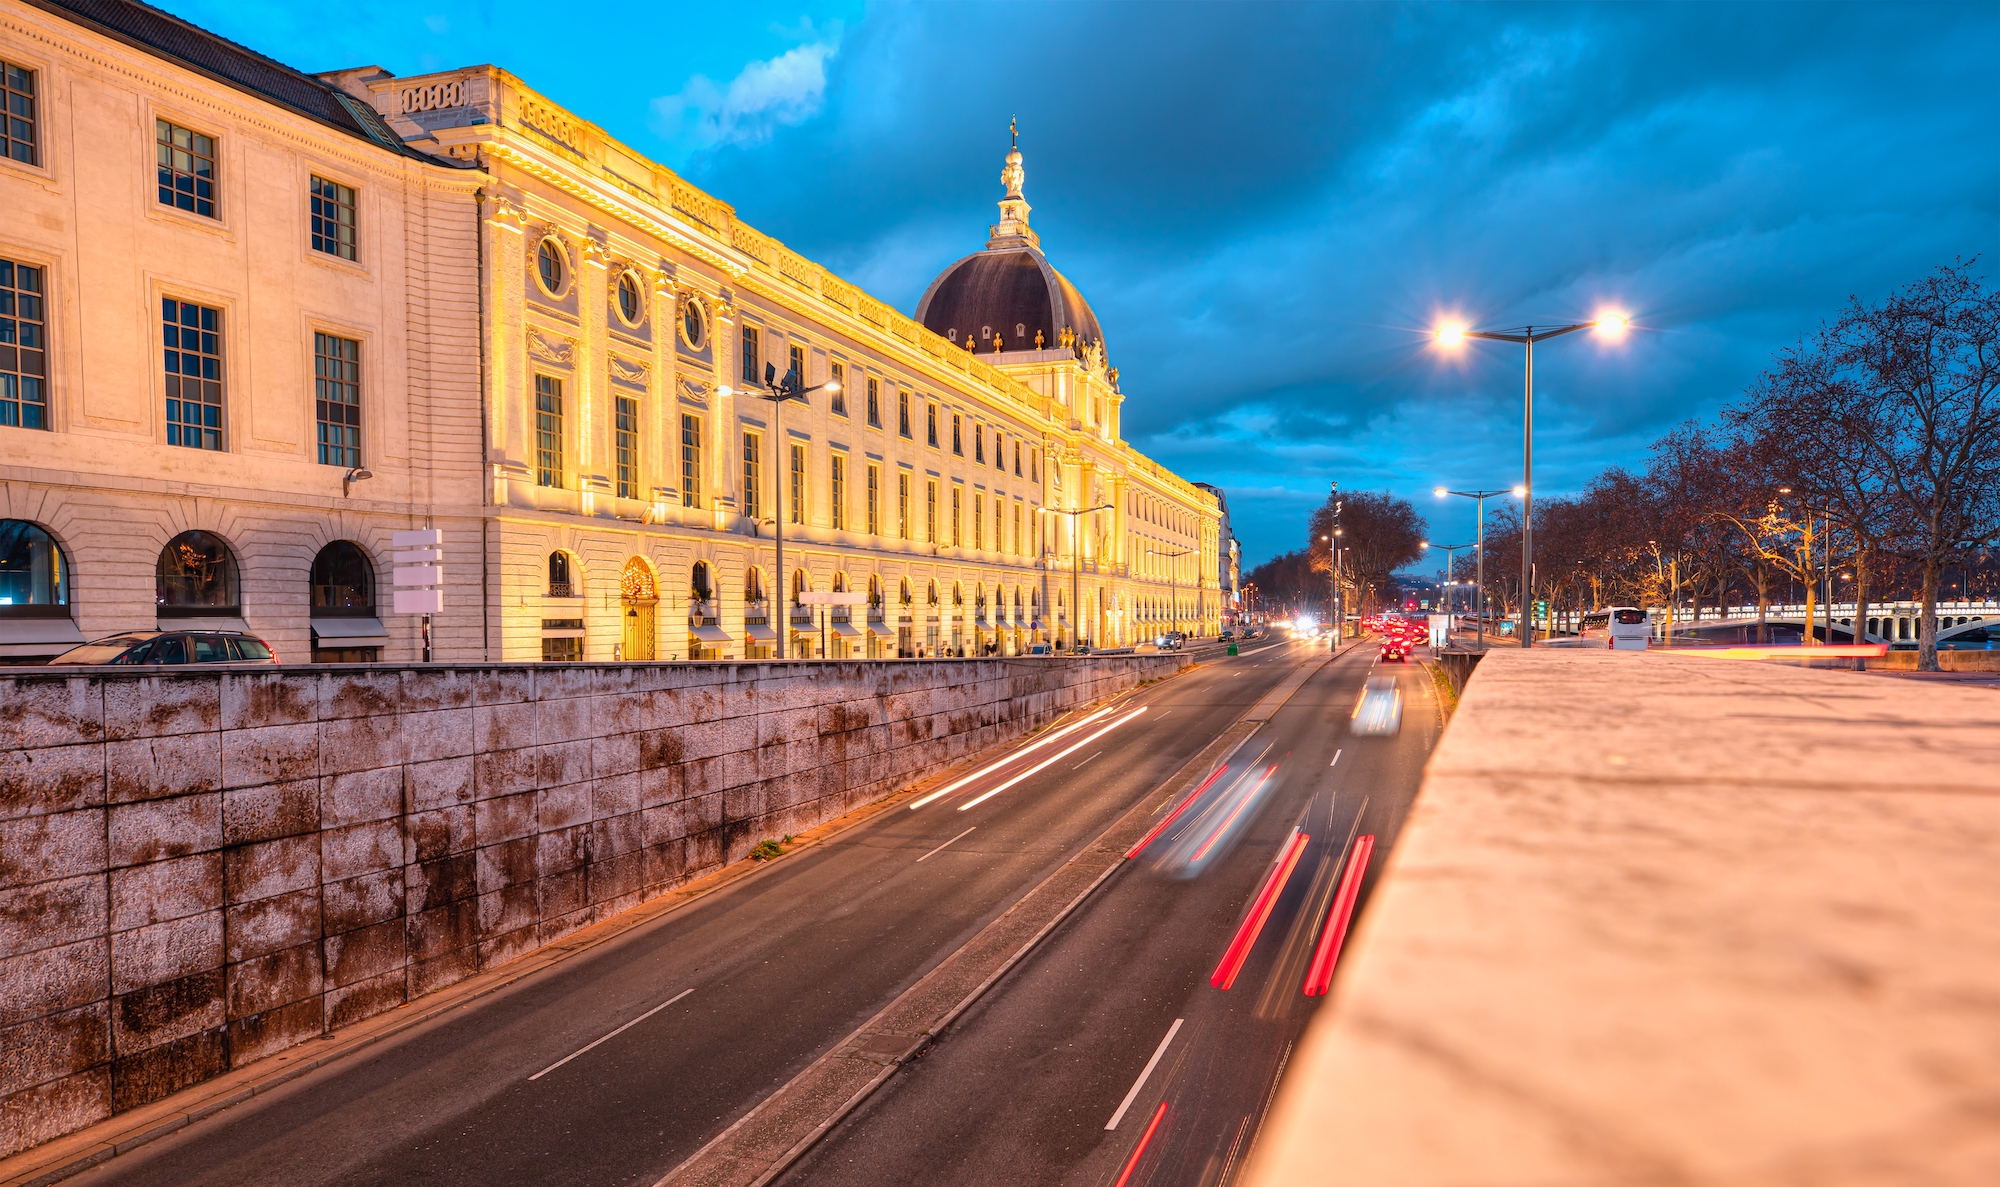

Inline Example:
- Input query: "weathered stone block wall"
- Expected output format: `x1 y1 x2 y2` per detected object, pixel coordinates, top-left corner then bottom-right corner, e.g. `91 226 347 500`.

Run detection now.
0 656 1182 1156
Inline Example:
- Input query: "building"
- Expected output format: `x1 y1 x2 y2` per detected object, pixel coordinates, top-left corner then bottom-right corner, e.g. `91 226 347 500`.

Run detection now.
354 68 1222 660
0 0 482 663
1194 481 1240 625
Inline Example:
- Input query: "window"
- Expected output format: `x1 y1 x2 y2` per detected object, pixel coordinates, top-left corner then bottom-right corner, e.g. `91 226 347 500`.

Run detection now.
0 519 66 612
0 260 46 430
2 62 36 166
899 389 911 437
163 299 223 451
830 453 846 531
788 343 806 390
309 176 356 261
927 403 938 447
1014 438 1022 476
682 294 707 350
741 325 759 384
681 413 702 508
1012 502 1021 555
742 431 762 520
926 479 937 544
952 414 963 456
866 377 881 427
952 486 963 546
536 239 566 296
156 530 238 613
866 464 881 535
830 361 846 415
542 636 583 663
547 551 573 597
789 443 806 525
973 492 983 550
1031 450 1038 483
156 119 216 217
617 272 643 325
615 395 639 499
534 374 563 488
974 424 984 463
309 541 373 614
313 333 360 467
996 497 1004 553
898 471 910 539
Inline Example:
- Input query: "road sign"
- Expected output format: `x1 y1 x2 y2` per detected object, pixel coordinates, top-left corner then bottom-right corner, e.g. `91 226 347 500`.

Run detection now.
391 529 443 616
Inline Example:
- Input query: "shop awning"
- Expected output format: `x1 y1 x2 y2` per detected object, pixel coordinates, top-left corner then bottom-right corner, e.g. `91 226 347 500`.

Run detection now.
690 624 734 643
830 621 864 638
0 616 86 659
310 617 390 647
744 623 778 642
867 620 897 638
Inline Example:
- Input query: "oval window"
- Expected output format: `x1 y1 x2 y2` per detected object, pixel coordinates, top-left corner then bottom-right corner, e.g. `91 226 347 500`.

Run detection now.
681 295 707 351
536 239 567 296
617 272 643 326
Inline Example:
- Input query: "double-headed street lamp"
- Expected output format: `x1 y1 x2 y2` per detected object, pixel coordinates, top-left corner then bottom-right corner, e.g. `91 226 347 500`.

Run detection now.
1435 313 1629 647
1039 503 1113 651
1425 541 1474 620
1432 486 1520 650
1147 545 1196 639
719 362 840 659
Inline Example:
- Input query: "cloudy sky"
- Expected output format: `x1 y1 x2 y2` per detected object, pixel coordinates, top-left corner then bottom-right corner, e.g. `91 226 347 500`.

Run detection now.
163 0 2000 569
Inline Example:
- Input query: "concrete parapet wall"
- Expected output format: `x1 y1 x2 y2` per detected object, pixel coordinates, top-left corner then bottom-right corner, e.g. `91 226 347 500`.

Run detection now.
0 656 1183 1157
1248 649 2000 1186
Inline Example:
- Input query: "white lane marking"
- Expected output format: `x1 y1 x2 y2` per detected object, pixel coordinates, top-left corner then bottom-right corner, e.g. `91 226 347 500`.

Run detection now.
1330 749 1342 768
957 708 1149 812
1105 1018 1184 1130
916 825 977 863
909 707 1115 809
1073 750 1104 770
529 987 694 1081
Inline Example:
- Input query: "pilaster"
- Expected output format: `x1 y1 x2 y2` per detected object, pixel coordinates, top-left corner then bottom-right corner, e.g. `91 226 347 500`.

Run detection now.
578 233 612 515
486 195 531 506
649 263 678 519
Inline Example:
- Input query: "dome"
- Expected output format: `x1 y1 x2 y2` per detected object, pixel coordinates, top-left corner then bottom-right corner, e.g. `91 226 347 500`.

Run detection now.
914 130 1108 363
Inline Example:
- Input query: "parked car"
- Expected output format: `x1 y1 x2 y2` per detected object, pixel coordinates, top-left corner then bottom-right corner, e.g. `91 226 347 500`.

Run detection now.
1027 643 1052 656
47 630 279 666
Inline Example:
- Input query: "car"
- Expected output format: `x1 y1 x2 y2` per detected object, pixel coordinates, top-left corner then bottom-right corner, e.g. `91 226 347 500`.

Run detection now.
1027 643 1052 656
1350 674 1403 736
1379 639 1410 663
47 630 279 666
1219 629 1235 641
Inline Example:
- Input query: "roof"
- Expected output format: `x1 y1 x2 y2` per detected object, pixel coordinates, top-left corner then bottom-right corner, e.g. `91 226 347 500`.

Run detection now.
915 244 1107 361
28 0 463 167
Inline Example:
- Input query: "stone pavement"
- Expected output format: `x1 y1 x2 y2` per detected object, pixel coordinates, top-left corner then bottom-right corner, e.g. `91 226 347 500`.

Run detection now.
1245 647 2000 1186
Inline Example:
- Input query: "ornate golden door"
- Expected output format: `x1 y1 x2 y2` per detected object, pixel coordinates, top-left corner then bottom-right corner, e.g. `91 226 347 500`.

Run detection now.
621 559 657 661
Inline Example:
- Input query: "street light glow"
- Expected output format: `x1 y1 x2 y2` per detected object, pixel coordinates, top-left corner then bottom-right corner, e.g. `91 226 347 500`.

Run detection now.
1435 322 1467 347
1433 487 1447 498
1595 312 1630 338
1511 485 1527 497
824 380 841 393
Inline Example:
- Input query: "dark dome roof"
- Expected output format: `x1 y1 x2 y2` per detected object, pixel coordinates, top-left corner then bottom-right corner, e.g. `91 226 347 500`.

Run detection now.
915 245 1105 359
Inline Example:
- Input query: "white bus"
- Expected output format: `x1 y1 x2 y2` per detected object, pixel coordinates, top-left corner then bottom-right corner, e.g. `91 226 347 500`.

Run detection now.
1578 607 1651 650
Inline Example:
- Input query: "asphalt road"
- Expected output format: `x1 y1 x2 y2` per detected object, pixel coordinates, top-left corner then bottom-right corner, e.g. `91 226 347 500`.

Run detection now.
73 637 1319 1187
782 643 1442 1187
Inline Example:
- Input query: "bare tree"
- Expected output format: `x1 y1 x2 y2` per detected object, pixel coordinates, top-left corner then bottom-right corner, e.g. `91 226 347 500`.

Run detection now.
1308 491 1426 620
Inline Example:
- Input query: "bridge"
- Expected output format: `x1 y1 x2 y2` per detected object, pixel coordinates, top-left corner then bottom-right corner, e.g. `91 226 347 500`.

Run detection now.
1541 600 1997 645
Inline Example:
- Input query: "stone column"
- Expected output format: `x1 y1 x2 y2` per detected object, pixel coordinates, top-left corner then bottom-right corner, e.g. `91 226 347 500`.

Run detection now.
486 195 531 507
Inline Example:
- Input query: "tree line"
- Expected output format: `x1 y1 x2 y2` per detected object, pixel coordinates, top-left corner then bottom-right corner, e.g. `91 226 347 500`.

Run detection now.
1247 262 2000 670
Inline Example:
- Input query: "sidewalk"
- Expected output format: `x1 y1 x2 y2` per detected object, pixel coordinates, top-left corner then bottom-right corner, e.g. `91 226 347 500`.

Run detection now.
1245 647 2000 1186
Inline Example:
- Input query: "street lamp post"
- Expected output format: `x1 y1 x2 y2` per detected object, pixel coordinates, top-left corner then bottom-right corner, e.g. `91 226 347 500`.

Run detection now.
1433 488 1518 650
1148 545 1196 642
1039 503 1112 652
1435 314 1627 647
1425 541 1474 636
720 361 840 660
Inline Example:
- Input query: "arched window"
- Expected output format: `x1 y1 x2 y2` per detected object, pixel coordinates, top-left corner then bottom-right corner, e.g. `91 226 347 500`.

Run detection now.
309 541 373 615
868 574 883 606
548 551 574 597
691 561 713 603
927 579 939 606
899 577 912 605
832 571 848 593
621 558 657 602
792 568 810 604
745 566 766 604
952 582 964 607
0 520 68 615
157 531 239 614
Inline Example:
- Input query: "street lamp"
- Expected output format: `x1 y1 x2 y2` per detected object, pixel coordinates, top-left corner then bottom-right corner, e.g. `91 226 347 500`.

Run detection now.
1433 486 1519 650
720 362 839 659
1039 503 1113 652
1435 312 1630 646
1425 542 1474 623
1147 545 1196 641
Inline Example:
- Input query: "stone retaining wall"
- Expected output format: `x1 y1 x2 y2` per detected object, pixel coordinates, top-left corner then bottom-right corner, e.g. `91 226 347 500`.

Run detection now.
0 656 1184 1157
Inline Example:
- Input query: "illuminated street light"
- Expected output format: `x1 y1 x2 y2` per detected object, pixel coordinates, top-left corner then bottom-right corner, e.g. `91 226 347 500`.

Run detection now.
726 364 840 659
1434 486 1517 650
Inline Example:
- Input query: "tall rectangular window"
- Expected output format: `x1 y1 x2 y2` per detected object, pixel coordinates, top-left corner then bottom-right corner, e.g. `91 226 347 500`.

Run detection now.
952 414 963 456
789 443 806 525
974 424 984 463
163 298 223 450
0 260 47 430
899 389 911 437
993 431 1003 470
829 452 846 531
926 403 938 447
866 464 881 535
156 119 216 218
681 413 703 508
309 175 357 261
534 375 563 487
972 492 983 550
615 395 639 499
995 497 1004 553
2 61 38 166
898 471 910 539
313 332 360 467
741 325 760 385
1014 439 1022 476
1030 450 1038 483
926 479 937 544
1012 502 1022 556
788 343 806 389
829 360 846 415
743 431 763 520
951 486 962 546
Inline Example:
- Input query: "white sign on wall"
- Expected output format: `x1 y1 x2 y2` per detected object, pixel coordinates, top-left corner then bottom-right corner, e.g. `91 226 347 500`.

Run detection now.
797 591 868 605
391 529 444 615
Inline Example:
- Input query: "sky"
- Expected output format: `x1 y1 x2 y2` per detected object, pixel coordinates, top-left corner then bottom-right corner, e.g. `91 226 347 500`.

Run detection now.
160 0 2000 571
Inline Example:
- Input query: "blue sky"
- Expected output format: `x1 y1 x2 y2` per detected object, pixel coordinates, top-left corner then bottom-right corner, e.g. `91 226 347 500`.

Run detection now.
163 0 2000 570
